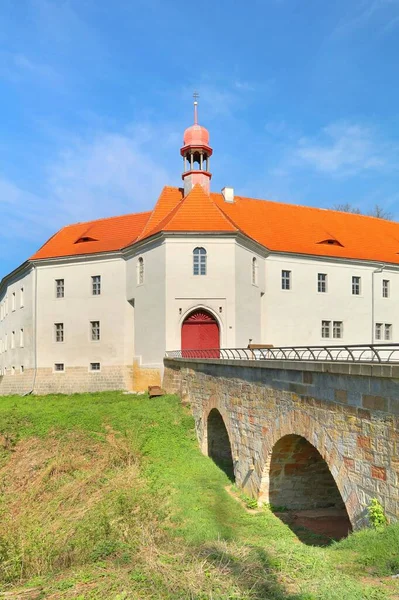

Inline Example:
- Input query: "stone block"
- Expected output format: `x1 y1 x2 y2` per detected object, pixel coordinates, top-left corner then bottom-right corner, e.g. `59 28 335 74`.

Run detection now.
371 466 387 481
334 389 348 404
362 394 388 412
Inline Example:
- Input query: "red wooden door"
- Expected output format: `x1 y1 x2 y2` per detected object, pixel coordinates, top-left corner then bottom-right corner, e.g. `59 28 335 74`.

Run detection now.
181 310 219 358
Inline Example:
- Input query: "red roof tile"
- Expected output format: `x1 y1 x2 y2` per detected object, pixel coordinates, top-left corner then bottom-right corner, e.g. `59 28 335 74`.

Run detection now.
30 185 399 265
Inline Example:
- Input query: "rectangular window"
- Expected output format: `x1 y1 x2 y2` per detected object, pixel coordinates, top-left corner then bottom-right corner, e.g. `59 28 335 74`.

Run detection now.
90 362 101 371
375 323 382 340
90 320 100 341
11 331 15 349
382 279 390 298
318 273 327 293
352 276 361 295
333 321 343 339
321 320 330 338
20 328 24 348
385 323 392 341
54 363 65 372
55 279 65 299
12 292 16 311
55 323 64 343
281 270 291 290
20 287 24 307
20 365 24 374
11 366 15 376
92 275 101 296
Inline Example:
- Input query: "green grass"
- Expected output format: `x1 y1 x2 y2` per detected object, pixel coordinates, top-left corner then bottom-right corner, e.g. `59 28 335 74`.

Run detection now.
0 391 397 599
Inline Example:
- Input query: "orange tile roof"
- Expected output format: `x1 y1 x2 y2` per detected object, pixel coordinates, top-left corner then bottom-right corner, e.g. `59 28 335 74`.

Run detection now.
30 184 399 265
31 211 151 260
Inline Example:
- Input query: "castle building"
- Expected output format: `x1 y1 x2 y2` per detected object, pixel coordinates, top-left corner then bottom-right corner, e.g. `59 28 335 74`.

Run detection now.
1 103 399 395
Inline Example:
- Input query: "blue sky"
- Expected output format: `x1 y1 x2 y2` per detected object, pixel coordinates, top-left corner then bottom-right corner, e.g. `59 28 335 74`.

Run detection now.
1 0 399 278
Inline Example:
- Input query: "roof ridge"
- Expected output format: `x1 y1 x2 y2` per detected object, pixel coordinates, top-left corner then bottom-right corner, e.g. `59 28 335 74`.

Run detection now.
140 199 185 239
214 192 395 223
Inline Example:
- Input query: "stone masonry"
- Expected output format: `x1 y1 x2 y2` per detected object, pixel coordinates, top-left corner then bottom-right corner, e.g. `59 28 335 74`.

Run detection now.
163 358 399 529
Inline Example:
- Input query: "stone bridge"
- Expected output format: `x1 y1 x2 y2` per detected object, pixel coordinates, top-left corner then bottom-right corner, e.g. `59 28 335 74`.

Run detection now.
163 357 399 530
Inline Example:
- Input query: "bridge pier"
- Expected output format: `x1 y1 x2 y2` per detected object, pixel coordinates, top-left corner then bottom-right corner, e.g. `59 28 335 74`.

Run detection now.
164 357 399 529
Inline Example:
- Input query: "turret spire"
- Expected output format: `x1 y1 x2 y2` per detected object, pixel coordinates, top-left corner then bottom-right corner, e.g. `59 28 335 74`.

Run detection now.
180 95 213 196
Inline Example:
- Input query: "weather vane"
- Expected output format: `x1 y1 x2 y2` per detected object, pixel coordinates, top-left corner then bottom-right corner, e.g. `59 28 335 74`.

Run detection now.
193 91 199 124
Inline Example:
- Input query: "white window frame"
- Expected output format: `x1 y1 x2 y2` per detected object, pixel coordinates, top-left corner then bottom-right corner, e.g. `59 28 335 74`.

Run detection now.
281 270 291 290
20 328 24 348
252 257 258 286
90 320 100 342
55 323 64 343
384 323 392 341
317 273 327 293
55 278 65 299
333 321 343 339
375 323 383 341
382 279 390 298
321 320 330 338
137 257 144 285
352 276 361 295
11 292 16 312
11 331 15 349
193 247 207 276
20 287 24 308
92 275 101 296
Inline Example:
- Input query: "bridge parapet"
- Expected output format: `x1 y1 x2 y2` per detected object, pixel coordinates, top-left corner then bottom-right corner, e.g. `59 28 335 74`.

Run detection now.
164 357 399 529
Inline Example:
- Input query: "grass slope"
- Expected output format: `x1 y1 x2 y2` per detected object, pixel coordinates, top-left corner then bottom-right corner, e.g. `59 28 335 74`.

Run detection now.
0 391 397 599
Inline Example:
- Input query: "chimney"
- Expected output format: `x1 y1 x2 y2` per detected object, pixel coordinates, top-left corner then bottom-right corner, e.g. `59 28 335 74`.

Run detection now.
222 187 234 203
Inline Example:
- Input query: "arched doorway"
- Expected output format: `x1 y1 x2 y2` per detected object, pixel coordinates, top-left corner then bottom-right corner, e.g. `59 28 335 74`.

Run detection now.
207 408 234 481
181 309 220 358
269 435 351 544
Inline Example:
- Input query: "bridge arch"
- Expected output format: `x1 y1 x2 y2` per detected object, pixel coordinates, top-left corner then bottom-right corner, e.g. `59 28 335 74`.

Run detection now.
201 402 235 482
258 411 360 528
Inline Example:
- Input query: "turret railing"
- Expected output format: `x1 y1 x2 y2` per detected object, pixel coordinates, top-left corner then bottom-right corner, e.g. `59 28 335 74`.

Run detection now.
165 344 399 363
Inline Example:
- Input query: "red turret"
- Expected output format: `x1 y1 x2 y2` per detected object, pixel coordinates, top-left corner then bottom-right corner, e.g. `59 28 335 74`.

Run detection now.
180 96 213 196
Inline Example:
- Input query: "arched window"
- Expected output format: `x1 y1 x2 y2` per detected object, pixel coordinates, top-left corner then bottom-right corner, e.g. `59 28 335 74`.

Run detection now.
137 257 144 285
252 257 258 285
193 247 207 276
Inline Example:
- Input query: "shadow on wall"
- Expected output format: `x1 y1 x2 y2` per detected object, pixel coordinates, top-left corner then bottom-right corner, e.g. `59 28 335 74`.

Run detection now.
207 408 235 482
269 434 352 545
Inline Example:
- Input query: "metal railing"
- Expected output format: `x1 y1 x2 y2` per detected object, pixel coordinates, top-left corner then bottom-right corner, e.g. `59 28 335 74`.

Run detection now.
165 344 399 363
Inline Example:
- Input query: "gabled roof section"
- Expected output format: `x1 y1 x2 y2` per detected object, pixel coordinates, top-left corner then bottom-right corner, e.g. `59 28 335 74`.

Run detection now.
212 193 399 264
137 186 184 241
144 184 237 237
28 184 399 265
31 211 151 260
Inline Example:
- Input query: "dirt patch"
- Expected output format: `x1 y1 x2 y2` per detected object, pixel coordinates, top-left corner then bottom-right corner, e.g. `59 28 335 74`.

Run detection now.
275 507 352 545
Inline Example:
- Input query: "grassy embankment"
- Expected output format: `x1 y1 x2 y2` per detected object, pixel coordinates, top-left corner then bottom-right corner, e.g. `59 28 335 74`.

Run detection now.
0 391 398 599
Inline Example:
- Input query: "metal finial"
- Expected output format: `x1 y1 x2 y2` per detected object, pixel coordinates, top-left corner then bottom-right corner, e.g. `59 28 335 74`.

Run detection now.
193 91 199 124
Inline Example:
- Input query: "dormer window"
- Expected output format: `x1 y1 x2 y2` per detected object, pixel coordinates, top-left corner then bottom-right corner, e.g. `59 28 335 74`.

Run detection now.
317 238 343 247
75 236 98 244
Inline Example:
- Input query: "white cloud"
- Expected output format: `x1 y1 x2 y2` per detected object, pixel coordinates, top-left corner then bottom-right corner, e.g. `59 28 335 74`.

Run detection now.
293 122 394 175
0 124 177 263
332 0 399 36
0 52 60 85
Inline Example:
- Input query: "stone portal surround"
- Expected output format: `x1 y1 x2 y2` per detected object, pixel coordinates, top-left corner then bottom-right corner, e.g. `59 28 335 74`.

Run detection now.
163 358 399 529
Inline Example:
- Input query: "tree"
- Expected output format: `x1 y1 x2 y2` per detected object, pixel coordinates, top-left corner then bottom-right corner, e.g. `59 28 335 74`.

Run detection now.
332 203 393 220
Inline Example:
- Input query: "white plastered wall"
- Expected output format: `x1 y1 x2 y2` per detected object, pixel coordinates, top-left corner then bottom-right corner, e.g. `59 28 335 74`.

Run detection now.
126 240 166 368
262 254 399 346
35 256 133 369
0 268 34 374
165 235 237 353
